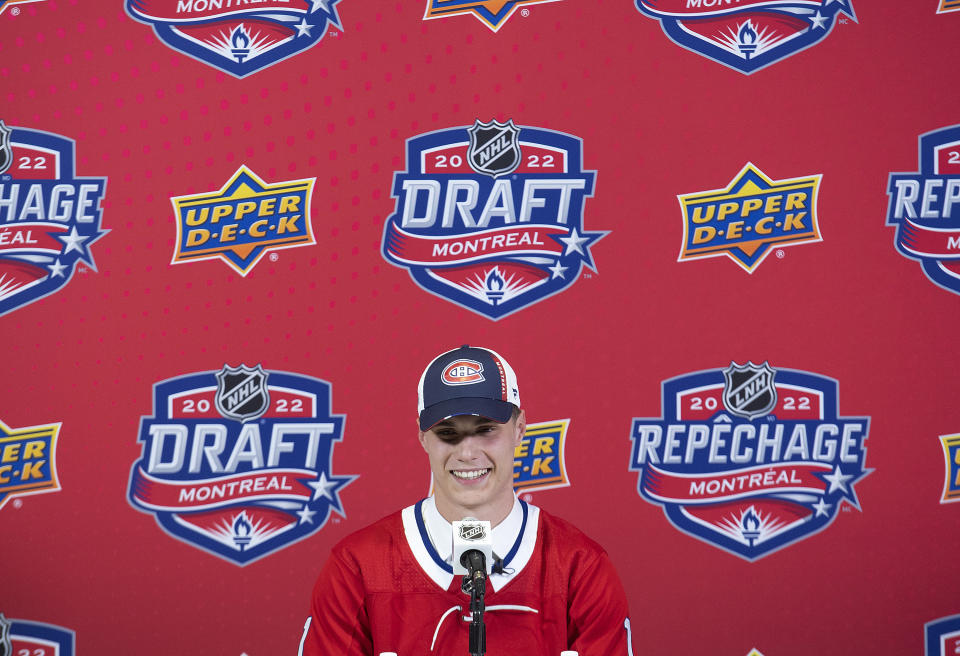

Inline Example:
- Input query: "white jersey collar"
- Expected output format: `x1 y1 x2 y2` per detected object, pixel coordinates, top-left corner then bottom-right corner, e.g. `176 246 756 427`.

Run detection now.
401 495 540 593
421 495 525 565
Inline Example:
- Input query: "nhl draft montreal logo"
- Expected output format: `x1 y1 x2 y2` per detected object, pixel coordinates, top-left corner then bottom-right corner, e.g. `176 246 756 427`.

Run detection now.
0 121 107 317
0 614 74 656
886 124 960 296
382 119 604 320
170 166 316 276
635 0 856 75
678 163 822 272
926 614 960 656
629 362 870 561
423 0 560 32
125 0 344 78
128 365 355 565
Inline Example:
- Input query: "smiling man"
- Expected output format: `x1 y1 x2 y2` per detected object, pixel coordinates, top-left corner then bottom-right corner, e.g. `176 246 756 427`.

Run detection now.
299 346 633 655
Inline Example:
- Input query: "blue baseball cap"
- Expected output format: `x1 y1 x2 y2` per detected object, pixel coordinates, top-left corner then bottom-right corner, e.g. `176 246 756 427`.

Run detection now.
417 345 521 431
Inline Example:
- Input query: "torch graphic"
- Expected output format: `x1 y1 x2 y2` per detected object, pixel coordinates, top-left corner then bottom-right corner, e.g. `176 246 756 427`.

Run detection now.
740 508 761 546
738 21 758 60
230 25 252 63
484 268 506 305
232 513 253 551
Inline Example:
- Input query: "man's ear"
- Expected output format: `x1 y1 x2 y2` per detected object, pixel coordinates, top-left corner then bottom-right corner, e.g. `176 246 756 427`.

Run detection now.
514 408 526 444
418 418 428 452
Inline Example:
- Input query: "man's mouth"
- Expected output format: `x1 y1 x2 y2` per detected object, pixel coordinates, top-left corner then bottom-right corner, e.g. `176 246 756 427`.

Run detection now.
451 468 490 480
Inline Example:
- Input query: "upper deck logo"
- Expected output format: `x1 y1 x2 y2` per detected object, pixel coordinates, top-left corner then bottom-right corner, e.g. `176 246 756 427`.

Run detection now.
0 121 107 316
126 0 344 78
171 166 315 276
938 0 959 14
926 614 960 656
886 124 960 295
0 615 73 656
630 363 870 561
678 163 821 272
424 0 560 32
0 1 46 16
939 433 960 504
127 365 355 565
513 419 569 493
382 119 604 320
635 0 856 75
0 419 61 510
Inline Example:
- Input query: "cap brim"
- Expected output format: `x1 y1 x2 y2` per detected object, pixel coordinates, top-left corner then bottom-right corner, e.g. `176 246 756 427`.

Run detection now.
419 398 515 431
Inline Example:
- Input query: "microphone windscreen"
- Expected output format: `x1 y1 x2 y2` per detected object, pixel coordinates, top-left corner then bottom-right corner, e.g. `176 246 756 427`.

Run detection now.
451 518 493 575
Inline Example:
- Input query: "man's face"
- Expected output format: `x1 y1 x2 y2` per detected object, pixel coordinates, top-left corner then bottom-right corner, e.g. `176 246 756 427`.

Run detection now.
419 410 525 524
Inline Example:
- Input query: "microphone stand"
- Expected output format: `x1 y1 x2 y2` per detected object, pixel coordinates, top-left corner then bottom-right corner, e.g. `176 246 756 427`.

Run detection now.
460 559 486 656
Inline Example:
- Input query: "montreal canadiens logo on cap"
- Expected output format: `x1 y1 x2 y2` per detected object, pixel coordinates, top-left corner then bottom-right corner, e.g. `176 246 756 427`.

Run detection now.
442 360 485 386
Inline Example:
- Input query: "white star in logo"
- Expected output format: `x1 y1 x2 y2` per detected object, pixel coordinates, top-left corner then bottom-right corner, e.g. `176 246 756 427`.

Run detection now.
295 18 314 36
308 471 338 501
812 498 832 517
823 465 853 494
57 227 89 255
48 259 68 278
559 227 589 256
310 0 334 13
296 505 317 524
548 260 567 279
809 11 828 29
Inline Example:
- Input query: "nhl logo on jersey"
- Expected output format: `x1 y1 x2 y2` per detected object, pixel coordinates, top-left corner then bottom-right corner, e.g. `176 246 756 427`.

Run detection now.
423 0 560 32
0 121 107 317
215 364 270 422
678 163 822 273
926 613 960 656
128 366 355 565
0 419 61 510
886 124 960 296
382 119 605 320
125 0 344 78
635 0 856 74
722 362 776 420
0 615 74 656
630 363 870 561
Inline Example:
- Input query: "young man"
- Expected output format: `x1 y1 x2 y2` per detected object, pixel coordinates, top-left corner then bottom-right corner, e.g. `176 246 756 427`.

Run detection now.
299 345 633 655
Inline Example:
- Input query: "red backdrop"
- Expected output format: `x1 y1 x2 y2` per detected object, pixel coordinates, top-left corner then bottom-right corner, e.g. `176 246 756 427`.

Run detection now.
2 1 959 655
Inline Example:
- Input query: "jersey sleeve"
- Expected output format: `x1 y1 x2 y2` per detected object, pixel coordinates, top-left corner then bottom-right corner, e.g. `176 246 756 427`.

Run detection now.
299 546 373 656
566 550 633 655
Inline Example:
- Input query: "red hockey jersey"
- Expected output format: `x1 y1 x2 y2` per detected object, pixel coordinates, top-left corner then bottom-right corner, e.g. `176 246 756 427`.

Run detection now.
299 498 633 655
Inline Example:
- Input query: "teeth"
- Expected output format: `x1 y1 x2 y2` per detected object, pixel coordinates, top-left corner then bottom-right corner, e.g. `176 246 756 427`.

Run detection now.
452 469 489 480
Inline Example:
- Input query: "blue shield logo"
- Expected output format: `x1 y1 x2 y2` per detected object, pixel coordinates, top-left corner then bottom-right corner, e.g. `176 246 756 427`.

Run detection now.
635 0 856 75
382 120 605 320
0 124 107 317
128 367 355 565
630 364 871 561
887 124 960 296
126 0 344 78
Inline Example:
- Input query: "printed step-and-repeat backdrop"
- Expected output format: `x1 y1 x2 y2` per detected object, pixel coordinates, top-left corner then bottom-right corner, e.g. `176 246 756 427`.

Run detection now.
2 0 959 654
